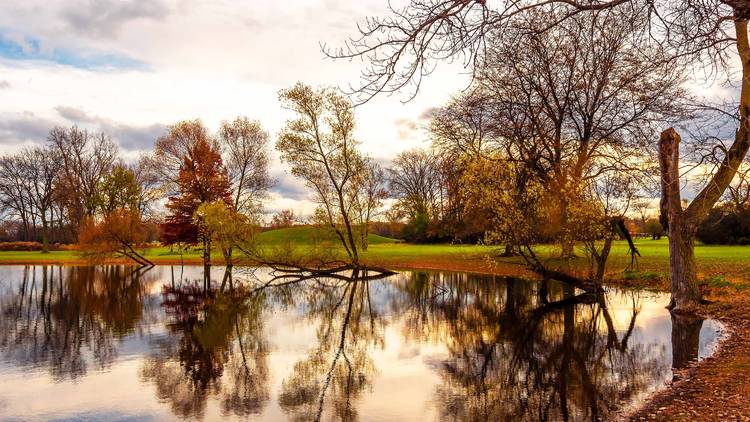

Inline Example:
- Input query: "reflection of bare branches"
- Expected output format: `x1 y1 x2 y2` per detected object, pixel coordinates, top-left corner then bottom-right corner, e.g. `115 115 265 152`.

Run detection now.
0 265 153 381
140 271 270 419
387 271 670 421
278 278 386 422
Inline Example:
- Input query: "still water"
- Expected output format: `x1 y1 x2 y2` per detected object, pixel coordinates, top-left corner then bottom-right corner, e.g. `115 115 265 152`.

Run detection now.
0 265 723 422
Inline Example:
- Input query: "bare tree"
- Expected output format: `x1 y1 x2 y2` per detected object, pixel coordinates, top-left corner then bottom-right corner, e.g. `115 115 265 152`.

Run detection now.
19 147 57 252
48 126 118 234
387 149 443 222
0 154 34 240
219 116 273 215
276 83 374 267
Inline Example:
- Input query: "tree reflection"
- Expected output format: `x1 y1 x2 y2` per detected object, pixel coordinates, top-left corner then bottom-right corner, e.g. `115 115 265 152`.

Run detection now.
671 313 703 372
389 272 672 421
139 268 270 419
277 279 383 422
0 265 152 380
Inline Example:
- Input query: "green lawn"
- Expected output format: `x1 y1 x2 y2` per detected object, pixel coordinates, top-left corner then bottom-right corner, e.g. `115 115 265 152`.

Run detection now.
257 226 398 246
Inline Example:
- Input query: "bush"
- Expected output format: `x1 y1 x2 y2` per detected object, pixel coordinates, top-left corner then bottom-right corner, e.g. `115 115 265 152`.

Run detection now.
0 241 44 251
644 218 665 240
696 206 750 245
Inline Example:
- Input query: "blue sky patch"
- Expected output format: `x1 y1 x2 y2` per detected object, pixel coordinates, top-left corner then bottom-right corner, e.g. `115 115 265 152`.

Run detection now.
0 31 146 71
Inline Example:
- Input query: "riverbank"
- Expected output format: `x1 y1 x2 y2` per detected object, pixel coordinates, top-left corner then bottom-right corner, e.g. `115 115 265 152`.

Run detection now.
0 238 749 420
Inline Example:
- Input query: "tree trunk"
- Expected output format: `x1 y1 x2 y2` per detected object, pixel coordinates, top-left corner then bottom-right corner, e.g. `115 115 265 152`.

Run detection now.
225 246 234 268
654 22 750 313
659 128 702 312
593 237 613 283
667 219 700 311
203 237 212 267
41 217 49 253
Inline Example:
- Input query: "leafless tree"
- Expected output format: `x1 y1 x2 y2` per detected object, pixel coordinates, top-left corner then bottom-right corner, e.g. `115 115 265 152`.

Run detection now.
387 148 443 221
48 126 118 234
18 147 58 251
219 116 273 215
0 154 34 240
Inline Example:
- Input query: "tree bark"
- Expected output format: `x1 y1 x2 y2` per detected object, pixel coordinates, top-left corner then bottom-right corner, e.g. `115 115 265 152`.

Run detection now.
40 217 49 253
659 128 702 312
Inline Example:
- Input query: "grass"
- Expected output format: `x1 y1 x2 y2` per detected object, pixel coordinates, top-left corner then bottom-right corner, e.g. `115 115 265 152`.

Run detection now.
1 230 749 285
257 226 398 246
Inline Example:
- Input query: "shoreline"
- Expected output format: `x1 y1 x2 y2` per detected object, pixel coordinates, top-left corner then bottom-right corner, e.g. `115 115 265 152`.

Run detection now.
0 255 747 420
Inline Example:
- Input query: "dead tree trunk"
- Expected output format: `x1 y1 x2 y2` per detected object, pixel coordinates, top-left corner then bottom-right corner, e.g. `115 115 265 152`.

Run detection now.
659 129 702 312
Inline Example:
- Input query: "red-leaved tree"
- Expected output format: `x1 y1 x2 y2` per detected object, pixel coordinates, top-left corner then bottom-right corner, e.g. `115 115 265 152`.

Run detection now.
161 136 232 266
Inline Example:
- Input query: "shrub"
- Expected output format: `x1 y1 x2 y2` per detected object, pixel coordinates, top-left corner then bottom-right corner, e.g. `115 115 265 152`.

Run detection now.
0 241 44 251
696 206 750 245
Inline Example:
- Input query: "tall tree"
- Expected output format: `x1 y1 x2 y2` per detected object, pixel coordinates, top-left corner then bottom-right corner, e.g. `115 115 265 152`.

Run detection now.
438 9 680 256
218 116 273 264
161 129 233 267
277 82 374 266
19 147 58 252
48 126 118 235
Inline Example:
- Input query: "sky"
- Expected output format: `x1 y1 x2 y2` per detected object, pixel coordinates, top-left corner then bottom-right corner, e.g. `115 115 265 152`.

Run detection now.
0 0 742 220
0 0 471 217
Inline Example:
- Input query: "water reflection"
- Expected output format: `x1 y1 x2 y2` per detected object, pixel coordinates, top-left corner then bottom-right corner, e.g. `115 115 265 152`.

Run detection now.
278 280 382 422
0 266 723 421
0 266 153 380
392 274 664 421
140 278 270 418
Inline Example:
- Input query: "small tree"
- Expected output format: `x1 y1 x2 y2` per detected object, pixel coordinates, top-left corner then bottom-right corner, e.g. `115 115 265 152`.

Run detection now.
79 208 152 266
196 201 260 267
270 209 297 229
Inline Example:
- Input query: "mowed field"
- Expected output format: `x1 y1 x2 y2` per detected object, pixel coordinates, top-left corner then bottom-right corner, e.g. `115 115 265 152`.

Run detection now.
0 226 749 287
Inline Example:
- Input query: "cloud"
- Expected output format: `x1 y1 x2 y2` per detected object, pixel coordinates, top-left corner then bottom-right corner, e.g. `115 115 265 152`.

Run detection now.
394 117 420 141
0 80 9 89
61 0 170 38
269 169 310 201
55 106 166 151
0 112 56 144
0 31 146 71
